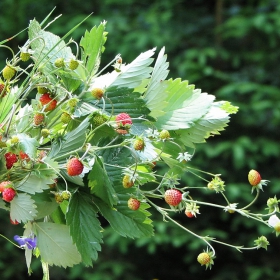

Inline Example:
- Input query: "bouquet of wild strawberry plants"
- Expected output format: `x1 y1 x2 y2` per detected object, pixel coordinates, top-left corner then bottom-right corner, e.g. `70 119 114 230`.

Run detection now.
0 10 278 278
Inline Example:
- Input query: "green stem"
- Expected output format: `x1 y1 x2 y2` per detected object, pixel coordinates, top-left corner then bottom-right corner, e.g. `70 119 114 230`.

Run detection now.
42 261 50 280
240 189 260 210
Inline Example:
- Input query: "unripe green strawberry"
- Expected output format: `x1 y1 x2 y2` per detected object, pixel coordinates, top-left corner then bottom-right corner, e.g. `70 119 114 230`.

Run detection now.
91 88 104 100
66 157 84 176
92 114 107 127
128 198 140 210
34 113 45 126
159 129 170 140
20 52 31 61
68 98 79 108
248 169 261 186
41 128 50 138
10 136 19 144
39 93 57 111
2 187 16 202
69 59 79 70
37 86 48 94
61 190 71 200
164 189 182 206
122 175 134 188
133 138 145 151
60 112 72 124
2 65 16 80
54 58 65 68
197 252 211 265
54 192 64 203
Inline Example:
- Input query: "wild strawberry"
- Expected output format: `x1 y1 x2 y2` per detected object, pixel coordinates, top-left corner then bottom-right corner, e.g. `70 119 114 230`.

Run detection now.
41 128 50 138
92 114 107 127
115 113 132 127
61 190 71 200
34 113 45 126
248 169 262 186
54 58 65 68
127 198 140 210
20 52 31 61
164 189 182 206
133 138 145 151
19 151 30 161
0 181 13 193
122 175 134 188
91 88 104 100
39 93 57 112
116 128 129 135
60 112 72 124
68 98 79 108
2 187 16 202
37 86 48 94
2 65 16 80
0 82 8 97
69 59 79 70
159 129 170 140
185 210 194 218
54 192 64 203
10 217 19 225
5 152 18 169
197 252 211 265
66 157 84 176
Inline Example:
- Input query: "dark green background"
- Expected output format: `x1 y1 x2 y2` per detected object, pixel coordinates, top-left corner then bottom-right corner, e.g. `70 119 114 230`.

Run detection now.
1 0 280 279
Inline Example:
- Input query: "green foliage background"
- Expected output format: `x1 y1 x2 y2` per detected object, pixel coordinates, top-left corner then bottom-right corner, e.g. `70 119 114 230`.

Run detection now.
0 0 280 279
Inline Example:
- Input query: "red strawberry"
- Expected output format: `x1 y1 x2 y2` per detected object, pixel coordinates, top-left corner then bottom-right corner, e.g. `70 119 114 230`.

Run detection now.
0 82 7 97
133 138 145 151
185 210 194 218
34 113 45 126
0 181 13 193
19 151 30 161
5 152 18 169
66 157 84 176
127 198 140 210
39 93 57 111
248 170 261 186
116 113 132 127
164 189 182 206
197 252 211 265
2 187 16 202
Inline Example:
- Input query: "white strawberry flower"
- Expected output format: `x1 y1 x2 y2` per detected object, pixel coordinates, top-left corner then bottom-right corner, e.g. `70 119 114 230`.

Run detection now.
268 214 280 227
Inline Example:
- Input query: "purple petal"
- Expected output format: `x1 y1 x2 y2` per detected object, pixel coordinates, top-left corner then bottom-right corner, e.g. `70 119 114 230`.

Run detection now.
14 235 26 246
25 237 37 249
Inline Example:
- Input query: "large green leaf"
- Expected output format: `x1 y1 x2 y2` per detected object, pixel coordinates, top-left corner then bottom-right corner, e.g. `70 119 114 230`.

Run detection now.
66 191 103 266
177 102 230 148
80 22 107 76
88 156 118 206
48 117 90 160
110 48 155 89
34 222 82 268
95 194 153 238
143 47 169 116
10 193 37 223
17 133 39 159
154 78 215 129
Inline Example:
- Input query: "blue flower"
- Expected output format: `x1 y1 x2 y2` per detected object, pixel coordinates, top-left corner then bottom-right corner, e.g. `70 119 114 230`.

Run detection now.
14 235 37 249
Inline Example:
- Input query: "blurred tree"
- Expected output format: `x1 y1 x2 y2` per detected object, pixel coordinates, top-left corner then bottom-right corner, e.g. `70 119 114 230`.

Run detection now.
0 0 280 279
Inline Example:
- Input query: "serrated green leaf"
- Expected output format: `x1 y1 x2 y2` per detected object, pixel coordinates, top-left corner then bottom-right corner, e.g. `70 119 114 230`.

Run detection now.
17 133 39 159
95 195 153 238
154 79 215 130
10 193 37 223
104 86 150 119
88 157 118 206
16 174 53 194
143 47 169 116
34 222 82 268
80 22 107 76
110 48 155 89
178 104 230 148
32 192 58 220
66 191 103 266
48 117 90 159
